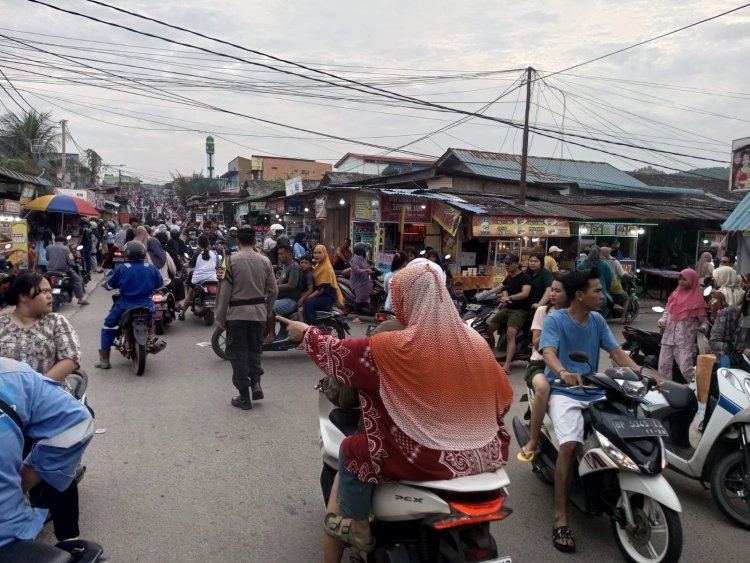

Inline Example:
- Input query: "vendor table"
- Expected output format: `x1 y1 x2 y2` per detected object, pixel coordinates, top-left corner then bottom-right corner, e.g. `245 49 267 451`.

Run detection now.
640 267 681 301
453 275 497 290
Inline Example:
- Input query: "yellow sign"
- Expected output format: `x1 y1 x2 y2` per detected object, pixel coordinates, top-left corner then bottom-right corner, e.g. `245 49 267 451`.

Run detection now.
0 219 29 270
432 201 462 236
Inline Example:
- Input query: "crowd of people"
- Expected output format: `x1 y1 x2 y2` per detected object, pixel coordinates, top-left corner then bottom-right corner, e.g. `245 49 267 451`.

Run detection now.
3 206 750 559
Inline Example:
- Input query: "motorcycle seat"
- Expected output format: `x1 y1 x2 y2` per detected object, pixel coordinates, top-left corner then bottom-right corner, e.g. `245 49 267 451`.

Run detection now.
118 307 152 327
329 408 361 436
402 467 510 493
0 540 73 563
659 380 698 410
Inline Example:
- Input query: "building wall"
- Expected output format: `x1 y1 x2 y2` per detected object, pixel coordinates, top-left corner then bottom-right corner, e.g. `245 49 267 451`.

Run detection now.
449 176 554 198
228 157 253 187
260 158 331 181
336 156 433 175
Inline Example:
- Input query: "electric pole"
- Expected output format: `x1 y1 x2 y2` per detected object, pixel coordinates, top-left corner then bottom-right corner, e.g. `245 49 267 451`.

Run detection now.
518 67 534 206
60 119 67 190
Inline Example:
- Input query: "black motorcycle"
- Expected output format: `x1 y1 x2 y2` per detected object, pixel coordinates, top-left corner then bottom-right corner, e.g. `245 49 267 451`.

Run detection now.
152 287 177 335
191 280 219 326
110 296 155 376
336 265 386 317
211 308 350 358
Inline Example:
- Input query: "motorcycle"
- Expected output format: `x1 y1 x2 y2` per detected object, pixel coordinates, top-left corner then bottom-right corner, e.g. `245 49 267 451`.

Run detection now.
152 287 177 335
109 295 156 376
46 270 75 312
337 265 386 317
211 308 350 359
365 310 397 337
640 360 750 528
461 290 497 349
513 352 683 563
191 280 219 326
0 539 105 563
603 278 641 323
318 386 513 562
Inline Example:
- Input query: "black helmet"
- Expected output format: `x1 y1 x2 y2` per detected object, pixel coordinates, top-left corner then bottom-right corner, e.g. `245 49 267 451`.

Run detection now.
124 240 147 261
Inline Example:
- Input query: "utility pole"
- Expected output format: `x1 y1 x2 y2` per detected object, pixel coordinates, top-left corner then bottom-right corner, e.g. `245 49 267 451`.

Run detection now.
60 119 67 190
518 67 534 206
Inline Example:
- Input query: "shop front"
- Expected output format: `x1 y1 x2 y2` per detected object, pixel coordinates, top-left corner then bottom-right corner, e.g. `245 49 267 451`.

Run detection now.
574 221 653 273
0 217 29 270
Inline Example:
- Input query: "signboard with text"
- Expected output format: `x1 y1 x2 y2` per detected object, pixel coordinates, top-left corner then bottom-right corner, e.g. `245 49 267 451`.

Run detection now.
381 195 431 223
432 201 462 236
472 216 570 237
353 191 380 222
731 136 750 192
285 176 303 196
578 222 640 237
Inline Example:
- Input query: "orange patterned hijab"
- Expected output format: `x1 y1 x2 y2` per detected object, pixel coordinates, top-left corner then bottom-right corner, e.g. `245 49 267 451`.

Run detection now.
370 262 513 451
312 244 343 304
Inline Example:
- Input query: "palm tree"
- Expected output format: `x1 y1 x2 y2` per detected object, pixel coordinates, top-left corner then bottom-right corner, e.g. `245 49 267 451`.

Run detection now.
0 110 59 173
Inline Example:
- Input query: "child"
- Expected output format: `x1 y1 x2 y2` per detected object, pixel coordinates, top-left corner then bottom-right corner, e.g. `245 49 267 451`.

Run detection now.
296 254 315 314
450 281 468 315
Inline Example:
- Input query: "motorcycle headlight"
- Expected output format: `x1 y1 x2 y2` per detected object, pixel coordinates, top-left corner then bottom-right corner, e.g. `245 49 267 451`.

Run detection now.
596 430 640 472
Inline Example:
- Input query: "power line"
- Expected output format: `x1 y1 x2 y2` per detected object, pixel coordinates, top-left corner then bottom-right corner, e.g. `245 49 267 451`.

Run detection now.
0 67 34 111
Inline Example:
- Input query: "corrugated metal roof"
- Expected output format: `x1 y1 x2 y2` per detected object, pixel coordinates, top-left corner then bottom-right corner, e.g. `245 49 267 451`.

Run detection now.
0 165 49 186
442 150 552 183
378 188 485 213
722 192 750 231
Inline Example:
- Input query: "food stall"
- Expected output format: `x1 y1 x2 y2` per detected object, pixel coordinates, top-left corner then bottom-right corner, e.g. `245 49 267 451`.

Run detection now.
574 221 654 272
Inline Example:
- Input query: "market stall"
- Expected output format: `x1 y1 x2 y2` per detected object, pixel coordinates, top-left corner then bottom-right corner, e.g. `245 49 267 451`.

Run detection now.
573 221 654 272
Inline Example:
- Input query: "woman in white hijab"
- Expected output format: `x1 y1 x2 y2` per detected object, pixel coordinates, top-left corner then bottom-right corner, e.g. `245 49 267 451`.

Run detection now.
713 266 745 308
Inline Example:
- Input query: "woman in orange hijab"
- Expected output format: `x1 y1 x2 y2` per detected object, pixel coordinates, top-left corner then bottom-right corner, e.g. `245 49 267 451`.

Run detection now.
300 244 343 324
279 260 513 561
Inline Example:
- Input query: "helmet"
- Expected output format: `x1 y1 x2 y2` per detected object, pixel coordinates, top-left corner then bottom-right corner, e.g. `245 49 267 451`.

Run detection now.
269 223 284 234
124 240 147 261
229 226 237 232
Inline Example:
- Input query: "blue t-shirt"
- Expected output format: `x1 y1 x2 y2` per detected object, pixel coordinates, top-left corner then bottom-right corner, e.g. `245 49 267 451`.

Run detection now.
0 360 94 546
539 309 618 400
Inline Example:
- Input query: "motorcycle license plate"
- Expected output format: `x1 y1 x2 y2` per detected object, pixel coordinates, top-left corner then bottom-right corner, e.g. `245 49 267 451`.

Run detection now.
486 558 512 563
52 288 61 294
204 300 215 307
612 418 668 439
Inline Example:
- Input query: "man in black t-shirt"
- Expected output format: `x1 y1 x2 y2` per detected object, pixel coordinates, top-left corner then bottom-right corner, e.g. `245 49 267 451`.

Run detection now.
486 254 532 372
266 243 302 342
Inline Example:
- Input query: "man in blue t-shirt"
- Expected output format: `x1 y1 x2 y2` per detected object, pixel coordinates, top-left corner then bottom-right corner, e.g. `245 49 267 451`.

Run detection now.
539 267 640 552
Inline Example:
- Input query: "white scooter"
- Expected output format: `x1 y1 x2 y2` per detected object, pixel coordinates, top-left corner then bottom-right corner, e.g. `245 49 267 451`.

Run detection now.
513 353 683 563
640 360 750 528
318 386 513 562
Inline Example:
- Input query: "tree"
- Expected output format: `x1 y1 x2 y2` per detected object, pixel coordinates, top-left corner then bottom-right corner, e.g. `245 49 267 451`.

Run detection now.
0 110 59 174
171 171 222 199
381 165 400 176
85 149 102 181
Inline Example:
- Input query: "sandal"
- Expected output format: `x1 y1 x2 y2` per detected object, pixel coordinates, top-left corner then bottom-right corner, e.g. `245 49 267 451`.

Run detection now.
178 312 186 321
516 446 538 463
552 526 576 553
323 513 375 553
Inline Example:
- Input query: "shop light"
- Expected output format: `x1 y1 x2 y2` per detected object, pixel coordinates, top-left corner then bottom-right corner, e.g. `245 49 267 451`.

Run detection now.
339 198 346 206
702 239 709 244
304 207 309 213
580 227 589 235
420 204 426 209
637 228 645 235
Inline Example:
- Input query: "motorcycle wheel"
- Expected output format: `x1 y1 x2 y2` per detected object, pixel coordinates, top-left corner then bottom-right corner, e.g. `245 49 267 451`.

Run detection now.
318 319 345 339
211 327 228 360
625 299 640 323
203 310 215 326
709 450 750 529
154 318 164 335
611 493 682 563
131 342 147 376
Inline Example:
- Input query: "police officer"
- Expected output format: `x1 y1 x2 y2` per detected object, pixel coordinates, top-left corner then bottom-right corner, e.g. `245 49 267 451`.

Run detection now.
215 227 277 410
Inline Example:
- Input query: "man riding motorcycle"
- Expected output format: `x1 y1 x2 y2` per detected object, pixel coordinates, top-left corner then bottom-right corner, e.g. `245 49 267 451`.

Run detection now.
95 241 166 369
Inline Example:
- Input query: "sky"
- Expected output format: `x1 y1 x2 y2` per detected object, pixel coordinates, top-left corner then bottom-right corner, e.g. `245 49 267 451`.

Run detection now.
0 0 748 184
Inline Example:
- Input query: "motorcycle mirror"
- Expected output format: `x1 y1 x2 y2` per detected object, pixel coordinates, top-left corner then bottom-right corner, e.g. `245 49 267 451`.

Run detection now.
569 351 589 364
651 306 665 313
76 245 84 251
703 286 713 298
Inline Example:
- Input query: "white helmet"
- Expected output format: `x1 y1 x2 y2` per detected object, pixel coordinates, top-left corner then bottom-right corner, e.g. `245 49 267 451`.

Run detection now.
269 223 284 234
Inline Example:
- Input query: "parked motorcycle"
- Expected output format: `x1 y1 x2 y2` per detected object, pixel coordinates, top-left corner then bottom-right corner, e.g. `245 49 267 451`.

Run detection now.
640 361 750 528
319 386 512 562
513 352 683 563
0 539 105 563
152 287 177 334
211 308 350 359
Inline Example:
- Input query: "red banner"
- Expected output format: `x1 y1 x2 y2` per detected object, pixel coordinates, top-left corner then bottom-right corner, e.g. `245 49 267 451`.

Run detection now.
381 195 431 223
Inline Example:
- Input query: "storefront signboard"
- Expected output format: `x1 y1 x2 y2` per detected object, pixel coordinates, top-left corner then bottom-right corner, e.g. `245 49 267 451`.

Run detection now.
432 201 462 236
237 203 249 215
315 196 327 219
269 199 286 213
381 195 431 223
472 216 570 237
3 199 22 214
249 201 267 211
376 252 394 272
0 219 29 269
578 222 640 237
285 176 303 197
353 222 375 244
353 191 380 222
287 200 305 214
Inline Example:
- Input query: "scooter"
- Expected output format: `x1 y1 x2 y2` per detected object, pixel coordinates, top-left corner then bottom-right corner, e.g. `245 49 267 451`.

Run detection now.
0 539 105 562
462 290 497 349
639 360 750 528
191 280 219 326
365 310 397 336
603 278 641 323
513 352 683 563
46 270 74 312
211 308 350 359
337 265 386 317
319 386 513 562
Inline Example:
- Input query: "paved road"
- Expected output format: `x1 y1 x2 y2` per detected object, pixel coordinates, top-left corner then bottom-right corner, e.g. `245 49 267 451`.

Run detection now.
42 279 748 562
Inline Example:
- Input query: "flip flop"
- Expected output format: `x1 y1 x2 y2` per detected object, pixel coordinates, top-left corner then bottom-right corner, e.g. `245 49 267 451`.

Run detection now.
323 513 375 553
516 446 538 462
552 526 576 553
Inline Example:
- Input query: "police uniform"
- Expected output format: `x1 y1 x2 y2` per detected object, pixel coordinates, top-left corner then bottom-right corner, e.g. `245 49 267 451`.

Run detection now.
215 247 277 407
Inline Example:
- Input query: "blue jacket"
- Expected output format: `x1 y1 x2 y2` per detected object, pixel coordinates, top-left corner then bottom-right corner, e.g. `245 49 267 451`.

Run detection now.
0 360 94 546
104 261 164 307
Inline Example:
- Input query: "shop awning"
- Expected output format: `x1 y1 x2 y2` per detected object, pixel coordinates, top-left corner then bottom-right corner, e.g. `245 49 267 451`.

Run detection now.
722 191 750 231
378 188 485 213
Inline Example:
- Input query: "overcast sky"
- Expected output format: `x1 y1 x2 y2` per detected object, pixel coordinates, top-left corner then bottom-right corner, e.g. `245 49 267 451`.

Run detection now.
0 0 748 183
